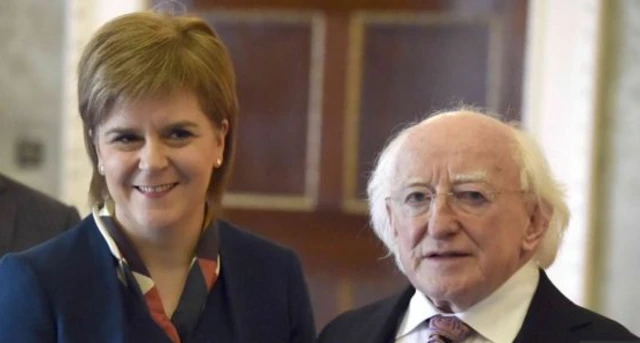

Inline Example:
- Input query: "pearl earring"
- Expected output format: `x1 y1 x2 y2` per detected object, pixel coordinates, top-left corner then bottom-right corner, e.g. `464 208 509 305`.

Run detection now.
98 164 105 175
216 158 223 167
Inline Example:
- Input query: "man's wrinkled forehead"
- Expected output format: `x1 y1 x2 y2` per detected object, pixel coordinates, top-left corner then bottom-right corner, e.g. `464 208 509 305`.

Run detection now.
391 112 519 185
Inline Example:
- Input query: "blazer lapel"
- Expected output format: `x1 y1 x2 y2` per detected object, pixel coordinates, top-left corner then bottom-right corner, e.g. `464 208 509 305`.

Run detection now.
190 223 249 342
512 270 590 343
82 218 170 343
0 177 18 255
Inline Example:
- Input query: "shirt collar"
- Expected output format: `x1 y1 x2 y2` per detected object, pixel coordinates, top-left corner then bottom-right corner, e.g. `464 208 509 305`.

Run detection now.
395 287 439 339
460 261 539 342
396 261 539 342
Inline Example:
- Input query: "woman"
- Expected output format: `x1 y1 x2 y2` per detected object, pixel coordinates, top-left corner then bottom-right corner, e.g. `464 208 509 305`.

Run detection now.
0 11 315 343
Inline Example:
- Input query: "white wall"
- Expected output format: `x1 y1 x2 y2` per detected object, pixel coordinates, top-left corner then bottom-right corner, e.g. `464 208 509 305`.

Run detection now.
600 0 640 332
523 0 603 306
0 0 146 207
524 0 640 333
0 0 65 197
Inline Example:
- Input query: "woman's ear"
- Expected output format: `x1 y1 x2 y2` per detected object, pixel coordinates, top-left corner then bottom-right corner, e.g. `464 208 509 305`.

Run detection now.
217 119 229 149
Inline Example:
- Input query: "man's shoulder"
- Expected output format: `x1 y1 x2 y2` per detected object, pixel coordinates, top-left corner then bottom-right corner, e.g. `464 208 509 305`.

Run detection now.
569 304 639 340
0 174 73 212
322 298 390 331
318 287 413 343
521 271 639 341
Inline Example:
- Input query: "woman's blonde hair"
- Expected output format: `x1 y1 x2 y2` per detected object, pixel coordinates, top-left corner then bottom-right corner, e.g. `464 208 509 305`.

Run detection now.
78 11 238 214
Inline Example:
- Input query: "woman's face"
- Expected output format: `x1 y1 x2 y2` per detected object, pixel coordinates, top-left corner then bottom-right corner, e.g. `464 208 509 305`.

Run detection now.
95 91 227 235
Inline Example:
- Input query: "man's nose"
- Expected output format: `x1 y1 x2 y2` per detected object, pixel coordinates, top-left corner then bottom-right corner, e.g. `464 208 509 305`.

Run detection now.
427 194 460 238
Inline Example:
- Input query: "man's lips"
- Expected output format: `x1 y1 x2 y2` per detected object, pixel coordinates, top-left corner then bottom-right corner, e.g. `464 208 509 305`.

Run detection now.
425 251 472 258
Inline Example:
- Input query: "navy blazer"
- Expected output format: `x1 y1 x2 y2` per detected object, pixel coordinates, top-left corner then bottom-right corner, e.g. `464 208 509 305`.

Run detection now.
0 174 80 257
317 270 638 343
0 216 315 343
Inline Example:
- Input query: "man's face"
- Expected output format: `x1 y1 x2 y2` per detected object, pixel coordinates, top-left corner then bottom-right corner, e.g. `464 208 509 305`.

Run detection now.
387 113 546 313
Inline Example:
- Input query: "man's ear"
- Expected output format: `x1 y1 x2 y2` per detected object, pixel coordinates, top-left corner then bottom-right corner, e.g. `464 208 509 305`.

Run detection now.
386 200 399 239
523 199 552 253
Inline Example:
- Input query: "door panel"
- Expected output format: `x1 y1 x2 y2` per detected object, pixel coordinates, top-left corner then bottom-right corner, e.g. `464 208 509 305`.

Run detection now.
152 0 528 330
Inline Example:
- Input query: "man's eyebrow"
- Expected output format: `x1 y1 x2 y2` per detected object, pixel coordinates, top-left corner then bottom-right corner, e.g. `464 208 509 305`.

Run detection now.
451 171 488 184
403 178 430 188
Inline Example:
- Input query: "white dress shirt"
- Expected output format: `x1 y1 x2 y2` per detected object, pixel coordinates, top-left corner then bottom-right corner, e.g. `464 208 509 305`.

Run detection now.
395 261 540 343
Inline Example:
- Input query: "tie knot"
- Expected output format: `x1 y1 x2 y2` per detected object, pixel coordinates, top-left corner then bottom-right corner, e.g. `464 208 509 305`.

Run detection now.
427 315 471 343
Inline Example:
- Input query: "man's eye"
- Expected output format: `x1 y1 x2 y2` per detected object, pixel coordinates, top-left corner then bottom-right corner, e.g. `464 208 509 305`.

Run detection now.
404 192 432 205
455 191 489 204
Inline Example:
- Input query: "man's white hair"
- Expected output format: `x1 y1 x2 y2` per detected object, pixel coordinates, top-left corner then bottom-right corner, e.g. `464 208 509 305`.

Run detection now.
366 112 570 270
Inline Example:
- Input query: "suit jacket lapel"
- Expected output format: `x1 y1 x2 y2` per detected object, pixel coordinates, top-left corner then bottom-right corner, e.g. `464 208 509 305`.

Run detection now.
0 177 17 255
513 270 590 343
365 285 415 343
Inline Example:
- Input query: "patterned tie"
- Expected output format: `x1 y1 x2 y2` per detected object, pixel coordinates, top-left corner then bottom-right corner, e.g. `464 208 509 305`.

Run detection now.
426 315 472 343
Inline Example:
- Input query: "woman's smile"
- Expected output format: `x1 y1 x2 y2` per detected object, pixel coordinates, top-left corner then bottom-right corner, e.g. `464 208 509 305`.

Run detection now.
133 182 179 198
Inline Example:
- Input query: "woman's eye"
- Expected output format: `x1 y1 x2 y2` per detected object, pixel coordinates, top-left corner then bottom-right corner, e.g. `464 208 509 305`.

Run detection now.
112 134 139 144
169 129 194 140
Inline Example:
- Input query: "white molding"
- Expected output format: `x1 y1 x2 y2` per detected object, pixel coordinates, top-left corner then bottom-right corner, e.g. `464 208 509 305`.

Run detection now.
522 0 604 306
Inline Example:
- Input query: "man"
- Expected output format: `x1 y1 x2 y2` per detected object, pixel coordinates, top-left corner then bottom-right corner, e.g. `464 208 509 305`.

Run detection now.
318 110 638 342
0 173 80 257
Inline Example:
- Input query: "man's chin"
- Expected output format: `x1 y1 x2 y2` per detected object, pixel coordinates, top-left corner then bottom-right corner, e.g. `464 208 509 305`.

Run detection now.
416 278 480 312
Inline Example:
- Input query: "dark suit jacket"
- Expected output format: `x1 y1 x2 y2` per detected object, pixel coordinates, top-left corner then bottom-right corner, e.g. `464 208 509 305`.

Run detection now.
0 174 80 257
317 270 638 343
0 216 316 343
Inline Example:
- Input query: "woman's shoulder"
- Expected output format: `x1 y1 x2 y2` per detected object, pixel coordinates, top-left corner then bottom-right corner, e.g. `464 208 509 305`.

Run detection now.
218 220 292 253
217 220 300 266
